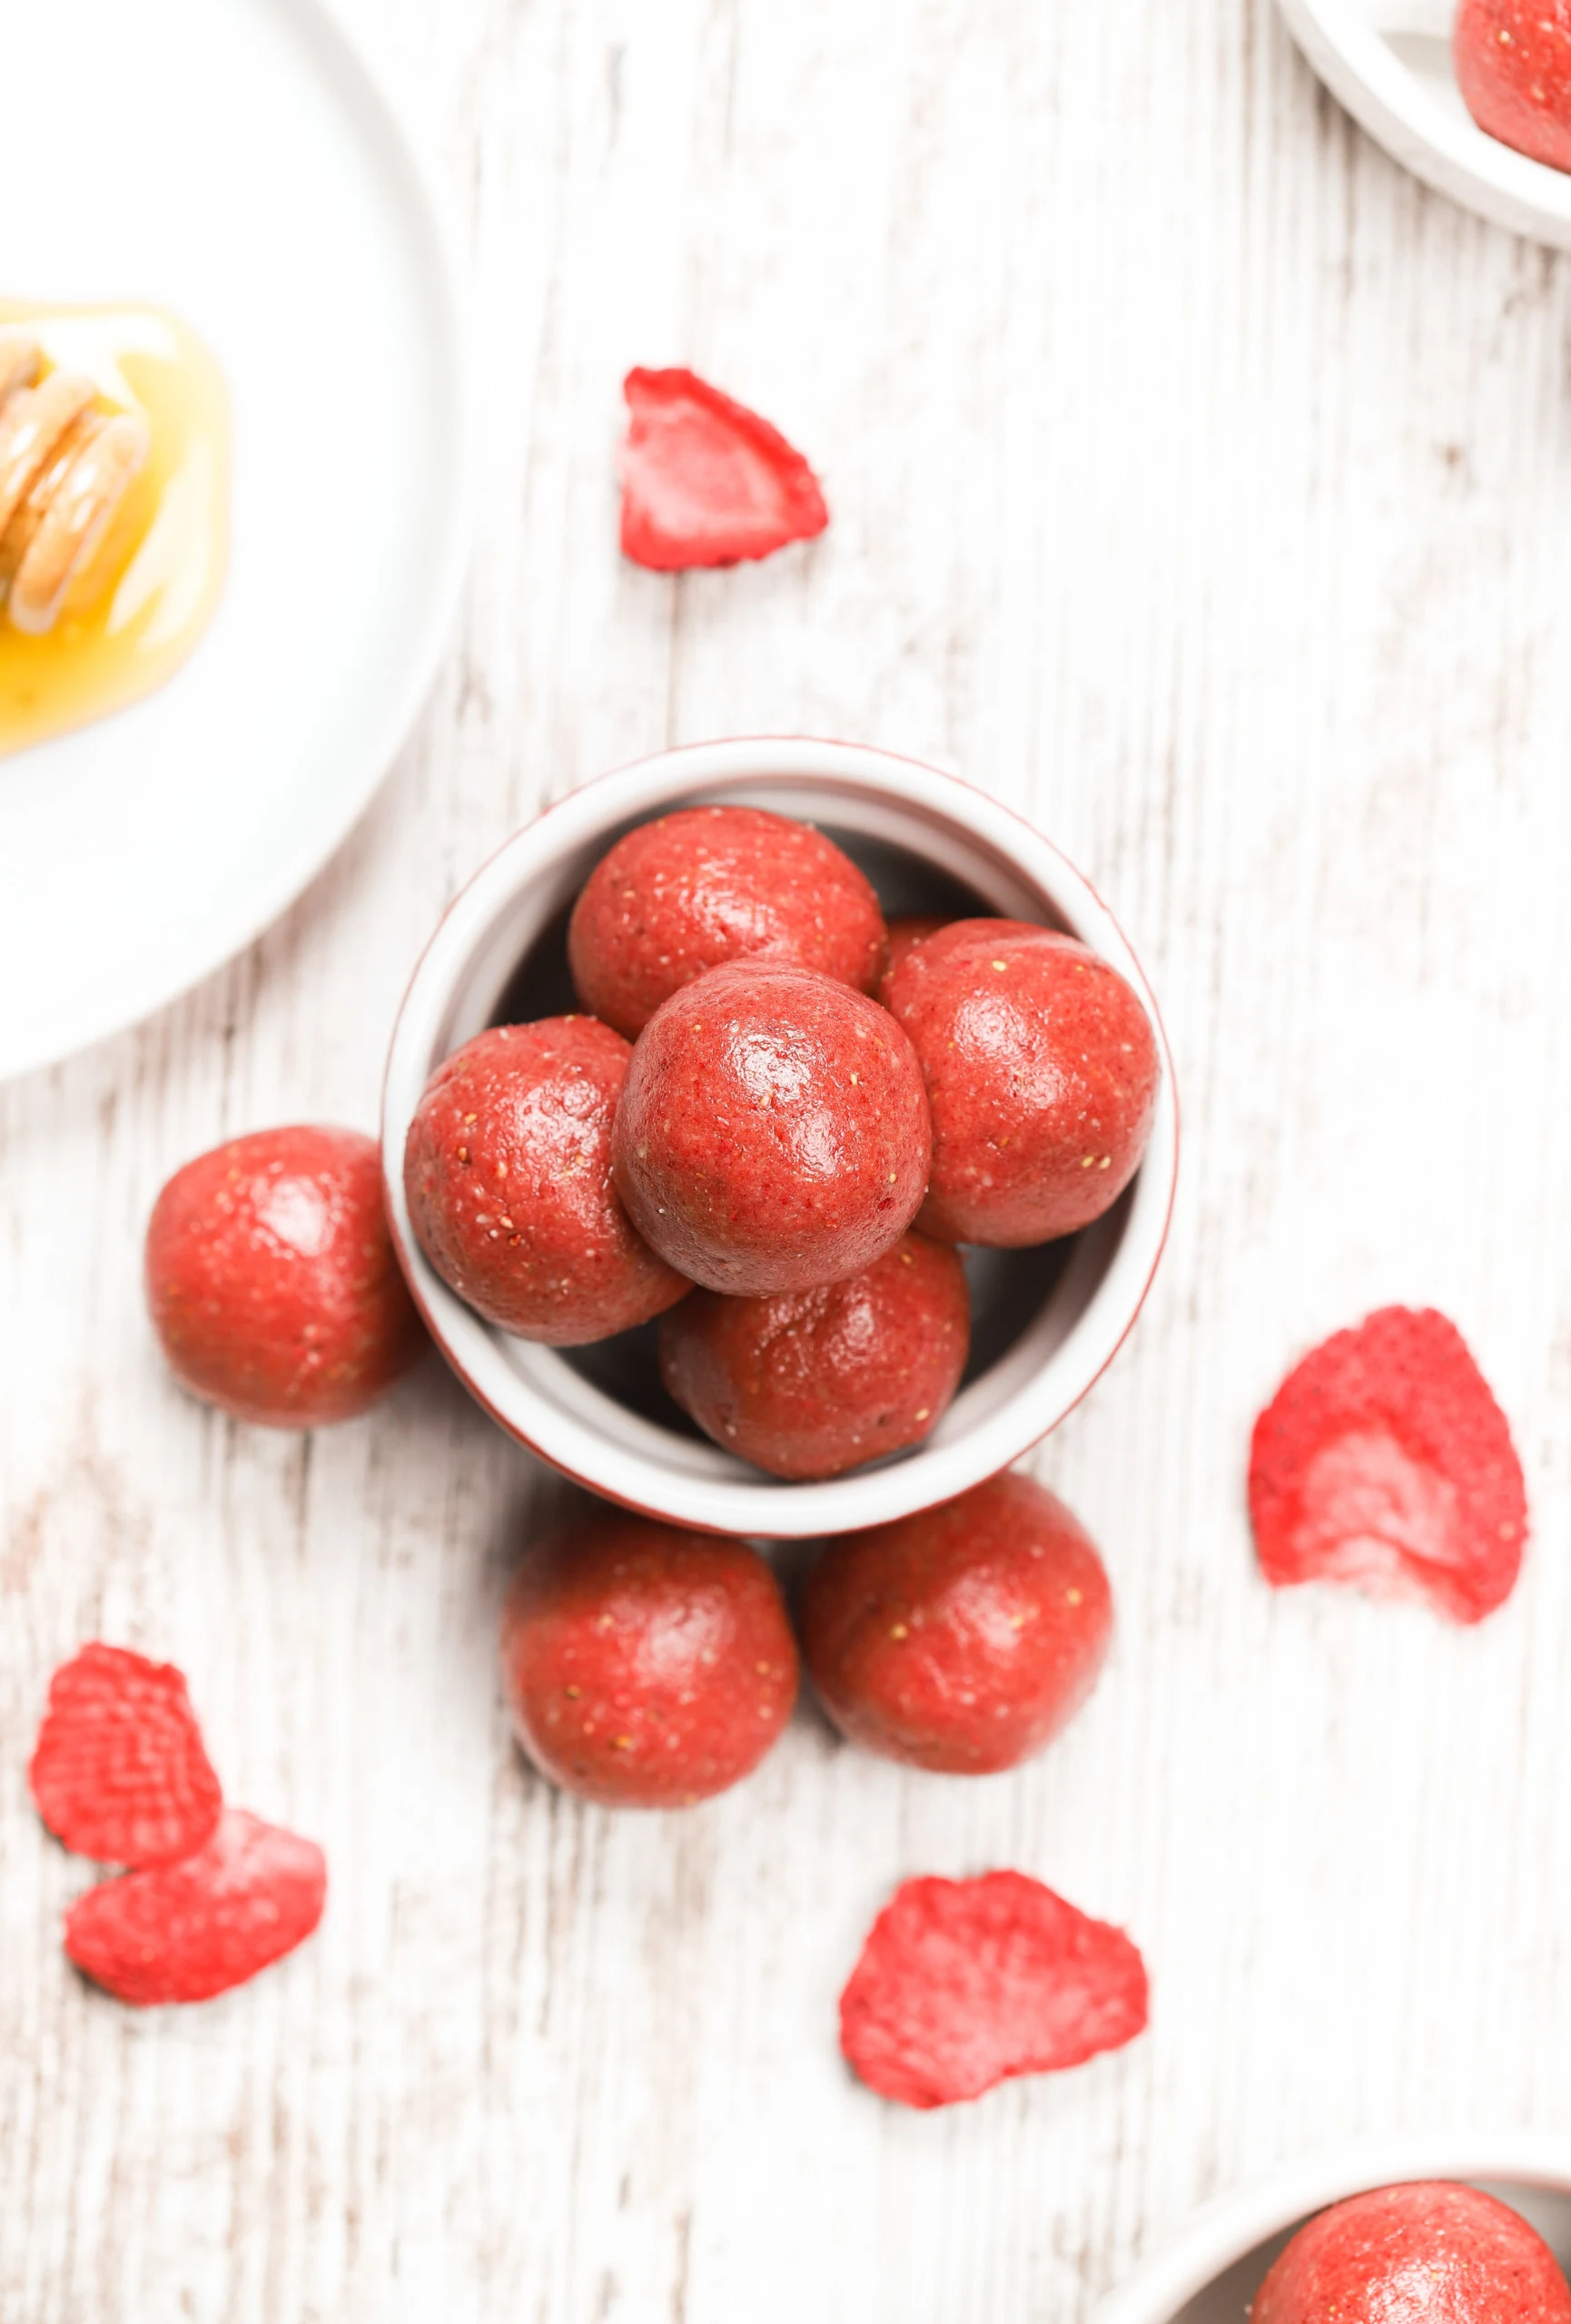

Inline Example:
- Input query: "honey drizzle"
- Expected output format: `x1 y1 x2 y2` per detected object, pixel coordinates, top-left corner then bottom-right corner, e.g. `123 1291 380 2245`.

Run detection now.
0 300 229 759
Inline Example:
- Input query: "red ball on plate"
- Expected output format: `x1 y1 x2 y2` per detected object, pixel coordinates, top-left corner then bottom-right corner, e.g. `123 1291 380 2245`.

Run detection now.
499 1508 798 1807
612 960 932 1297
1456 0 1571 175
882 918 1160 1246
658 1230 970 1479
146 1125 424 1427
801 1472 1112 1774
568 804 886 1038
403 1019 691 1344
1253 2182 1571 2324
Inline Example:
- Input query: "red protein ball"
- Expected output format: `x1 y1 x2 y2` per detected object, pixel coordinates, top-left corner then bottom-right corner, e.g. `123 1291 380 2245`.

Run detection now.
29 1643 223 1866
403 1019 691 1344
1252 2181 1571 2324
882 920 1161 1247
1456 0 1571 174
568 804 887 1039
840 1870 1149 2111
881 915 953 985
1249 1305 1527 1625
499 1508 798 1807
64 1808 327 2006
801 1472 1113 1773
618 366 829 571
146 1125 425 1428
658 1230 970 1480
613 961 933 1297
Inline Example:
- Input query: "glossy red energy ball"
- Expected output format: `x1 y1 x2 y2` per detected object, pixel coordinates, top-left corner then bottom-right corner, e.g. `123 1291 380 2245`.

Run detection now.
658 1230 970 1479
146 1126 424 1427
1253 2182 1571 2324
403 1019 690 1344
613 960 932 1297
883 919 1160 1247
801 1472 1112 1774
568 805 887 1037
880 915 952 982
1456 0 1571 174
499 1510 799 1807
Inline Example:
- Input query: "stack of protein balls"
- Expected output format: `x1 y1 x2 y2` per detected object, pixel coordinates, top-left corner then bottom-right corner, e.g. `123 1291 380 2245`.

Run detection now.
144 804 1161 1814
400 805 1161 1807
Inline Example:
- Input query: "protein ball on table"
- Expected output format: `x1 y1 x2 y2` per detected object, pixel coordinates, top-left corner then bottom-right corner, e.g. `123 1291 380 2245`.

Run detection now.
403 1019 690 1344
499 1508 798 1807
568 804 887 1038
658 1230 969 1480
146 1126 425 1428
882 919 1160 1246
801 1472 1112 1773
1455 0 1571 175
1253 2183 1571 2324
613 960 932 1297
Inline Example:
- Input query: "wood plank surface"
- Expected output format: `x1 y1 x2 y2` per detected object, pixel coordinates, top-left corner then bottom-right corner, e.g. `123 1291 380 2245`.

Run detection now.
5 0 1571 2315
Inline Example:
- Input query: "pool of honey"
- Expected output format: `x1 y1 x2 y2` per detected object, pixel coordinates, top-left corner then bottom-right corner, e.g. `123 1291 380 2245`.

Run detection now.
0 300 229 759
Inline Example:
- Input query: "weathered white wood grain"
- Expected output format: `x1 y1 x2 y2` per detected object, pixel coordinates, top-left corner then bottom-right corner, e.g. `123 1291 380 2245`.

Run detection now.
5 0 1571 2315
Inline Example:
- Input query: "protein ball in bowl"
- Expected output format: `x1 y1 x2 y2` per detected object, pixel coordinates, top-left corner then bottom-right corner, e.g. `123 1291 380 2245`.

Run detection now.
146 1126 426 1428
568 803 888 1038
613 960 932 1297
800 1472 1112 1774
403 1019 690 1344
499 1507 799 1807
658 1231 970 1480
880 914 953 988
883 918 1160 1246
1253 2182 1571 2324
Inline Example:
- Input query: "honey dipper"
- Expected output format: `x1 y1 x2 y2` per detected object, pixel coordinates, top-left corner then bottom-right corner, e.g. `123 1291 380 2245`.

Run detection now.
0 331 151 635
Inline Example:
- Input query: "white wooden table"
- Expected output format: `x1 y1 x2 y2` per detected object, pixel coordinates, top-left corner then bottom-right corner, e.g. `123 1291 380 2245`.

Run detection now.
6 1 1571 2316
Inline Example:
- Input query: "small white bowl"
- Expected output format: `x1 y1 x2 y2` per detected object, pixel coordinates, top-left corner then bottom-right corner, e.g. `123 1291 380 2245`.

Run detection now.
1278 0 1571 251
1095 2139 1571 2324
381 738 1178 1539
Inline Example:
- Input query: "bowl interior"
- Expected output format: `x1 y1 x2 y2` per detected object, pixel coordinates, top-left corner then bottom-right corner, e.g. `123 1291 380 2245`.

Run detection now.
385 748 1174 1535
1170 2180 1571 2323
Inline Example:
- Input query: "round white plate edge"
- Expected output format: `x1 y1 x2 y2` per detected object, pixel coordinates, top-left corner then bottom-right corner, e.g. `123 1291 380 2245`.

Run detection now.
0 0 475 1086
1277 0 1571 249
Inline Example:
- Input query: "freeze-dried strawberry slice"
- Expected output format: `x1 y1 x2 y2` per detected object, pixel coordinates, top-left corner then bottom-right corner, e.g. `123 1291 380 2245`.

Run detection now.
1249 1305 1527 1625
64 1809 326 2006
29 1642 222 1866
618 367 829 570
839 1871 1149 2110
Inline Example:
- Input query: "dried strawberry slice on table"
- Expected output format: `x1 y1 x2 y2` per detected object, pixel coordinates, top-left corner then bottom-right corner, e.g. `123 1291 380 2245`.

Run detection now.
1249 1305 1527 1624
618 367 829 570
64 1808 327 2006
29 1642 223 1866
839 1871 1148 2110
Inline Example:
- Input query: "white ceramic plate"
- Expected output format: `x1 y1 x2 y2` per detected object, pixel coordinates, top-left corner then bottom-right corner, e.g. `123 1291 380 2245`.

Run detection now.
0 0 469 1081
1279 0 1571 248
